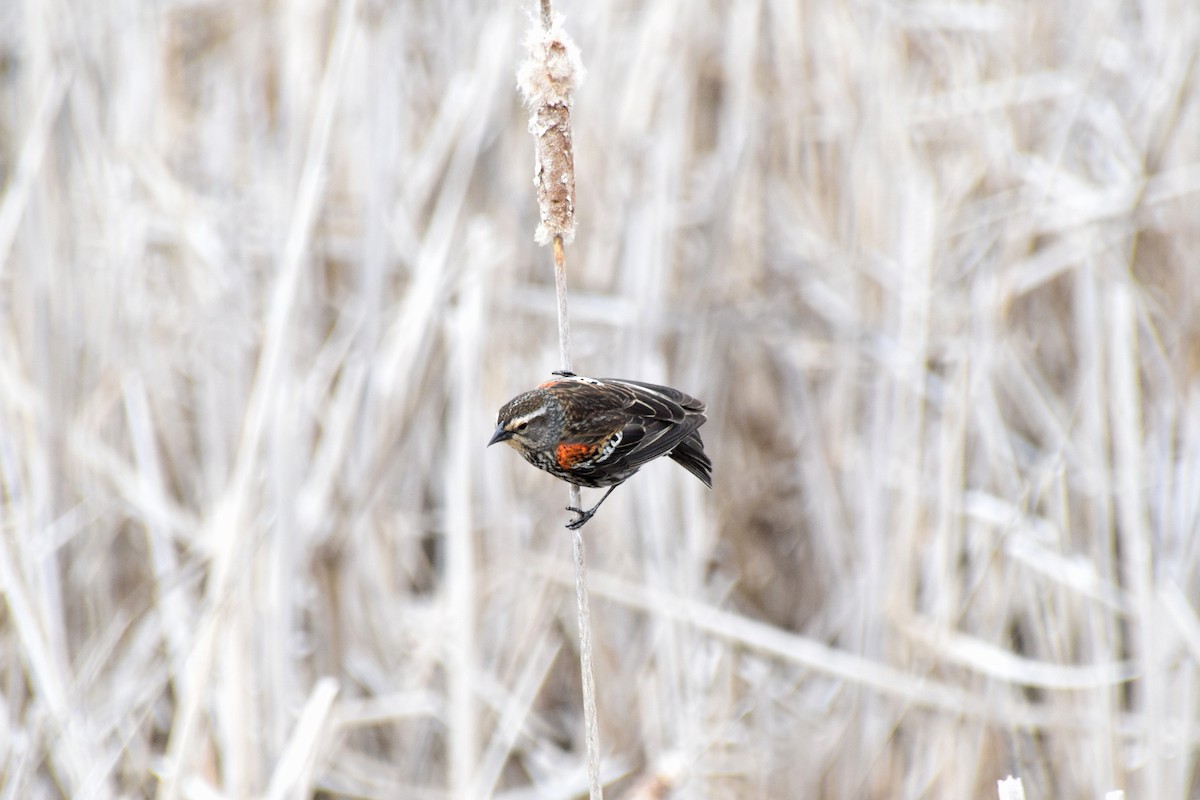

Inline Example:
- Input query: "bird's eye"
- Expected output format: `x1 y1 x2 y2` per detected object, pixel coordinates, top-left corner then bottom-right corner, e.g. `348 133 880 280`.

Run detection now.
516 422 528 432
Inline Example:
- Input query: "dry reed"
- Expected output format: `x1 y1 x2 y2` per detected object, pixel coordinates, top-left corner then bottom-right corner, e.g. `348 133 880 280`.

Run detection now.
517 5 601 799
1 1 1199 798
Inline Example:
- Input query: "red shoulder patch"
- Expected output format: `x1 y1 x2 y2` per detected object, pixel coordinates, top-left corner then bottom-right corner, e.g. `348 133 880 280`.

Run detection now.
556 442 595 469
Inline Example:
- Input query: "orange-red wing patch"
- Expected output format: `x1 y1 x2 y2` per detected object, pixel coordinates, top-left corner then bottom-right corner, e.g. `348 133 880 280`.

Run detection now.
556 442 595 469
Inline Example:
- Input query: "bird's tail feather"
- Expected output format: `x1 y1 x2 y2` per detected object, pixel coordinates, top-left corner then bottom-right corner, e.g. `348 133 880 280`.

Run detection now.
669 433 712 488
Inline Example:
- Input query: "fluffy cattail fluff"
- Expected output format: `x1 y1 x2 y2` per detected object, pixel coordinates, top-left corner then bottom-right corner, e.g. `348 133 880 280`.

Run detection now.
517 13 586 245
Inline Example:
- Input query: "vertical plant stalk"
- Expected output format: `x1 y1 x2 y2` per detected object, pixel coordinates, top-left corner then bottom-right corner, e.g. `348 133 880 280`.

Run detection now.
518 9 602 799
556 238 602 800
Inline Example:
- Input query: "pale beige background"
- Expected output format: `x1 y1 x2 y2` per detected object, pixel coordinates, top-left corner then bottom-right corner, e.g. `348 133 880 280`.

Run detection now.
1 0 1198 797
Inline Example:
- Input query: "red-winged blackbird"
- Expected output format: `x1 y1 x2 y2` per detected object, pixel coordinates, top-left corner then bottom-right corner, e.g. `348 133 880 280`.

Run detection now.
489 372 712 529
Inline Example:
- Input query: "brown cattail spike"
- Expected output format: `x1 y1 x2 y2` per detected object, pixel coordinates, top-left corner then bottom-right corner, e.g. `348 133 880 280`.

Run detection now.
517 14 586 245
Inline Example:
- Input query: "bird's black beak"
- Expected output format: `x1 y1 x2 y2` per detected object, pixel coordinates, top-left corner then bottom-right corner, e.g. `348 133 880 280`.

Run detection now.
488 425 513 447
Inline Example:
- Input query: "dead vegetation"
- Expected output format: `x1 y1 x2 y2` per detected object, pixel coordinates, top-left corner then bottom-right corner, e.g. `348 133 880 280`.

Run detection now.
1 0 1199 797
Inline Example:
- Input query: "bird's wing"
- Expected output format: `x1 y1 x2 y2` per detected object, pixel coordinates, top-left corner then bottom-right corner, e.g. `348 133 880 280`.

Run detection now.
557 378 705 471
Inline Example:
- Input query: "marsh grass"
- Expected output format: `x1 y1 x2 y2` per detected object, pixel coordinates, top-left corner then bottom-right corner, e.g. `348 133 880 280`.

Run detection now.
1 1 1199 797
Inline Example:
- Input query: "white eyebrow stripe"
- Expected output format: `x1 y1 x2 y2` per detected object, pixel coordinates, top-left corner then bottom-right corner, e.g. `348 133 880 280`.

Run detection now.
508 407 547 428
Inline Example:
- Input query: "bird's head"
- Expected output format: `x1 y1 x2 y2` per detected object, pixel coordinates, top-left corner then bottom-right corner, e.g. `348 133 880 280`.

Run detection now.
489 390 562 452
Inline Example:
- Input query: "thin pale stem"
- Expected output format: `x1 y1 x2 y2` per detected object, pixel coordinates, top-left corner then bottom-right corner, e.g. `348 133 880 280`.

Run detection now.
572 522 602 800
552 235 573 373
551 232 602 799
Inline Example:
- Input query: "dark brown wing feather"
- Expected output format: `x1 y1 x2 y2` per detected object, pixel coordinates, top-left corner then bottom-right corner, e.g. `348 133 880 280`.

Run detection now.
553 377 711 487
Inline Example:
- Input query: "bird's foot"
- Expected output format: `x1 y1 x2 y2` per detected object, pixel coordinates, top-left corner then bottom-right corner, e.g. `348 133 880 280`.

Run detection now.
564 505 595 530
563 485 619 530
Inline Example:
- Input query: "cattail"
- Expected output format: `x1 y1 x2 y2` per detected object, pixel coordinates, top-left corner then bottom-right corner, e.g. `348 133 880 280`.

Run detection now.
517 13 586 246
517 9 601 800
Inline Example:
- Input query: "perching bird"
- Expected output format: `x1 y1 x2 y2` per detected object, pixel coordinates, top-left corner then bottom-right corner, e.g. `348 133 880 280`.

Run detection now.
489 372 712 529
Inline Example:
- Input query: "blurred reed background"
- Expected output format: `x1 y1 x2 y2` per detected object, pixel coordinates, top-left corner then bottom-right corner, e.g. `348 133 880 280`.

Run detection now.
2 0 1199 797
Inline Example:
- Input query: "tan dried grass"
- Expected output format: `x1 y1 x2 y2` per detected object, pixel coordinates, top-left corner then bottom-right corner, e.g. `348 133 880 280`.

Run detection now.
1 1 1198 798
